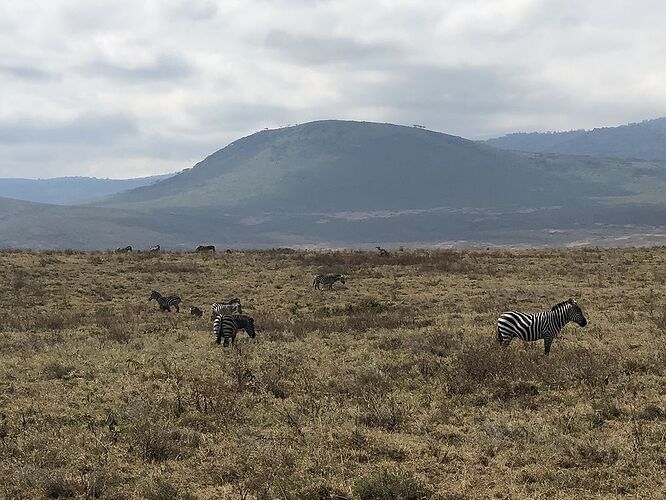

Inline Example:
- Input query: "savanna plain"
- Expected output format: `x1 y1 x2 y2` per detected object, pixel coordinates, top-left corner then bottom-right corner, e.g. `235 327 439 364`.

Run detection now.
0 248 664 499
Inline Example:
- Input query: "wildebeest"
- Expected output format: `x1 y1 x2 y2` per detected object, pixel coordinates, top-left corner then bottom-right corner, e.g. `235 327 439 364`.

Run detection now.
189 307 203 318
196 245 216 253
376 246 389 256
115 246 133 253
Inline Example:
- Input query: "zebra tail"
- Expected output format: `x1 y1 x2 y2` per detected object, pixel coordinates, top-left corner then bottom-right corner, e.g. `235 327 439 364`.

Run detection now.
496 326 503 344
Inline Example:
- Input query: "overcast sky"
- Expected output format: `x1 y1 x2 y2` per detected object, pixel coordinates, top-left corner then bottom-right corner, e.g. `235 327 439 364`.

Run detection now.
1 0 665 179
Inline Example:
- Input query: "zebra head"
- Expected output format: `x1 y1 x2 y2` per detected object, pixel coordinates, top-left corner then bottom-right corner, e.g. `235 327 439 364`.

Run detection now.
239 315 256 338
149 290 161 302
567 298 587 327
337 275 346 284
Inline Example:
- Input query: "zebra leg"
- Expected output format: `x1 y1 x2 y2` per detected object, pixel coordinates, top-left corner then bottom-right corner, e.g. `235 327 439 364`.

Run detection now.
497 328 512 347
543 334 553 355
174 304 180 312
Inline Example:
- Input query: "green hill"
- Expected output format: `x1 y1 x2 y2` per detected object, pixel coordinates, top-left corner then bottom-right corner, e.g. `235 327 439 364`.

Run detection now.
0 174 173 205
96 120 624 212
1 120 666 249
485 117 666 161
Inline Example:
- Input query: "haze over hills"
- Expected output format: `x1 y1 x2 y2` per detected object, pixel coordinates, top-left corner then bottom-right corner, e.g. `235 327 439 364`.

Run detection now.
1 120 666 249
0 174 173 205
485 117 666 161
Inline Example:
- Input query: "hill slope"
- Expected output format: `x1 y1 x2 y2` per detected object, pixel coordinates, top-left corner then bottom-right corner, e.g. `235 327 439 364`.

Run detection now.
485 117 666 161
96 121 623 213
1 120 666 249
0 174 173 205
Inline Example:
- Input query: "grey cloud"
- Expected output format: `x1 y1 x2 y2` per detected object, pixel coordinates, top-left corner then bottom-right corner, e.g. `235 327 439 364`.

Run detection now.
264 31 401 65
0 64 56 81
0 115 137 145
81 54 192 82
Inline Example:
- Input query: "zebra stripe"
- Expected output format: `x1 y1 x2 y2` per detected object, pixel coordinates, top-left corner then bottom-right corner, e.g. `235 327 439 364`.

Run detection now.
213 314 256 347
313 274 346 290
149 290 182 312
210 298 242 320
497 298 588 355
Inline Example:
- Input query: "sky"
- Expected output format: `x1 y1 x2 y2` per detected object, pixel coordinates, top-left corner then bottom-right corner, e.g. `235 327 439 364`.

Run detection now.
1 0 665 179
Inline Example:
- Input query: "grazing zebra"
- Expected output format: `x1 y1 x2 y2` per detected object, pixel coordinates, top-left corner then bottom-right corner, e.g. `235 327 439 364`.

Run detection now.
376 246 389 256
149 245 161 252
497 298 588 355
210 298 242 320
196 245 216 253
190 307 203 318
149 290 182 312
213 314 256 347
116 246 132 253
313 274 346 290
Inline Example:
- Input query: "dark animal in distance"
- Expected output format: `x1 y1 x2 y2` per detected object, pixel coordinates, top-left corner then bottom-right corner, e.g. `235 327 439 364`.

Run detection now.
226 249 232 254
313 274 346 290
149 245 160 252
497 298 588 355
376 246 389 256
211 298 243 320
149 290 182 312
213 314 256 347
196 245 216 252
115 246 132 253
189 307 203 317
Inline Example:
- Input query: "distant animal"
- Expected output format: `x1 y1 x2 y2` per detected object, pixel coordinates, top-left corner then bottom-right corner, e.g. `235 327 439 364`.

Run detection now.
210 298 242 320
497 298 588 355
226 249 232 254
213 314 256 347
196 245 216 253
115 246 132 253
376 246 389 256
313 274 346 290
149 290 182 312
149 245 161 252
189 307 203 318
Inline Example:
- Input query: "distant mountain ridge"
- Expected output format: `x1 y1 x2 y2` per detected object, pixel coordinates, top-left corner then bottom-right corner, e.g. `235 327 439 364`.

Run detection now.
0 120 665 249
485 117 666 161
0 174 173 205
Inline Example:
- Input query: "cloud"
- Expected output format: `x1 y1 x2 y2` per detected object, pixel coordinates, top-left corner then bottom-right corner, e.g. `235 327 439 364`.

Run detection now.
264 31 401 65
1 0 666 178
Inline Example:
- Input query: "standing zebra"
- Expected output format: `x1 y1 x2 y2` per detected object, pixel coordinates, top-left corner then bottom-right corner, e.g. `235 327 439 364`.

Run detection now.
497 298 588 355
116 246 132 253
313 274 346 290
210 298 243 320
213 314 256 347
149 245 161 252
149 290 182 312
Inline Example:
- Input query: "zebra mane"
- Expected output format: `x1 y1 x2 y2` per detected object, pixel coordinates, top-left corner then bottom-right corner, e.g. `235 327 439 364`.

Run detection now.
551 299 571 311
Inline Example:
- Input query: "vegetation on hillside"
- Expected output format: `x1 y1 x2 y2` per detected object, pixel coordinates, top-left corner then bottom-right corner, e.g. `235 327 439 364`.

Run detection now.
0 248 664 498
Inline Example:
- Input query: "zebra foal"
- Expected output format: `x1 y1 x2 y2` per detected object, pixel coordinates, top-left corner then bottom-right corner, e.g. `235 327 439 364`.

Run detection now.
497 298 587 355
149 290 182 312
213 314 256 347
313 274 346 290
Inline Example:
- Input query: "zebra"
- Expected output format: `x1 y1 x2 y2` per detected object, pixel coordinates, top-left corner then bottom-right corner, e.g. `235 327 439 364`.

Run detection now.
376 246 389 256
497 298 588 355
149 290 182 312
213 314 256 347
313 274 346 290
190 306 203 318
196 245 216 253
115 246 132 253
210 298 242 320
149 245 161 252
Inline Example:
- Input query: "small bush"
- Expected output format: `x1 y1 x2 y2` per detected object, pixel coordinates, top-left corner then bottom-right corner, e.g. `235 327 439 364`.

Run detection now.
353 468 433 500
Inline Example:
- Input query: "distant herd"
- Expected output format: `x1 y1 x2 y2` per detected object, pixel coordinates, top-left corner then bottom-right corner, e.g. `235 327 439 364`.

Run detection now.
137 244 589 354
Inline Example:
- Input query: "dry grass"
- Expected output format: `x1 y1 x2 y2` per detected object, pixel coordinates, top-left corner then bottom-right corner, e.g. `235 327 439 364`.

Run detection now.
0 247 664 499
